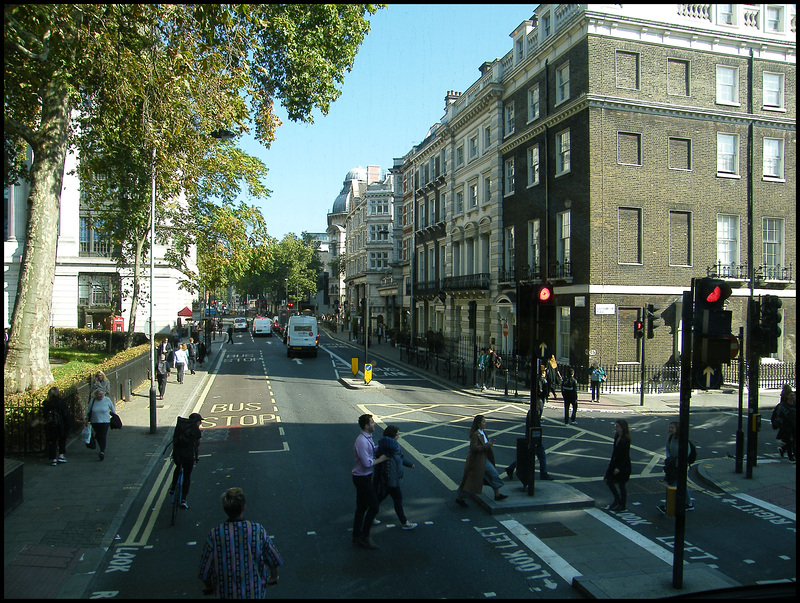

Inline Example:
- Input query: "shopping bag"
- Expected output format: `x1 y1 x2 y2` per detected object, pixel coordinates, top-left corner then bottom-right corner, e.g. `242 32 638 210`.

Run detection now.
110 413 122 430
83 424 97 449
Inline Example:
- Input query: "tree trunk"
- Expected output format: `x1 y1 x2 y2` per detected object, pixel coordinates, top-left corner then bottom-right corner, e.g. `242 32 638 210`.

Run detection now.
4 80 72 394
125 231 147 350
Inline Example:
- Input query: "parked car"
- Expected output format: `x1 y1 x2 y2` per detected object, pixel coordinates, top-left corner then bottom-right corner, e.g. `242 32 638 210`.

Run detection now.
233 317 248 332
286 315 319 358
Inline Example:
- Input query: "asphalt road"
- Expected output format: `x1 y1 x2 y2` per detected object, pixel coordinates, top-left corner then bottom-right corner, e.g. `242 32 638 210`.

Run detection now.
86 328 795 598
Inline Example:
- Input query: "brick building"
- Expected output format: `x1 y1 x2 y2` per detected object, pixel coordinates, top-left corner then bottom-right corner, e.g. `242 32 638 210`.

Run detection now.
392 3 795 369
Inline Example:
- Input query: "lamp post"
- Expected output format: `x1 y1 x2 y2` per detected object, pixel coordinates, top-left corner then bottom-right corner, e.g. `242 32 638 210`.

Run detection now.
149 147 157 433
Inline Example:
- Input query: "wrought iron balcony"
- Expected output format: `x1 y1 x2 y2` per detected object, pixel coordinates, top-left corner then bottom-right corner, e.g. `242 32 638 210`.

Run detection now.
442 273 490 291
707 262 749 280
758 263 794 283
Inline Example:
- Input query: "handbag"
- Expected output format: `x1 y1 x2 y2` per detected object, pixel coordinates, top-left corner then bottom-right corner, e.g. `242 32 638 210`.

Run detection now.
110 413 122 430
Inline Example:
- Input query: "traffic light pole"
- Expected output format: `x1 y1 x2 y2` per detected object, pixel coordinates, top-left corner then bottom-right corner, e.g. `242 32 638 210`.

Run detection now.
735 326 745 473
746 298 760 479
640 306 646 407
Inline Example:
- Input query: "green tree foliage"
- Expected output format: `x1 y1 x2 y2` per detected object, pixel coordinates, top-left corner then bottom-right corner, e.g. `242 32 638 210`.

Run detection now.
4 3 382 394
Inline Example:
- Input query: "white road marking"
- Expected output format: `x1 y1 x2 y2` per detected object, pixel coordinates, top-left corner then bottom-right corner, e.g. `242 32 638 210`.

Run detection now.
499 519 582 584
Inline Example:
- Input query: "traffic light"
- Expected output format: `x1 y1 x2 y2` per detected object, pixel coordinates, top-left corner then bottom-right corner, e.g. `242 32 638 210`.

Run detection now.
759 295 782 356
536 283 554 304
693 277 733 369
287 302 294 309
646 303 661 339
634 319 645 339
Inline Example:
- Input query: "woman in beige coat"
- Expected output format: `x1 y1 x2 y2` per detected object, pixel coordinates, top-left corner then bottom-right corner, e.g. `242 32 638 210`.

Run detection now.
455 415 507 507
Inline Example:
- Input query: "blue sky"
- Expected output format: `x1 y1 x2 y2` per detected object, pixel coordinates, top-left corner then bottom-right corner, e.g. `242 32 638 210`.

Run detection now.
240 4 538 240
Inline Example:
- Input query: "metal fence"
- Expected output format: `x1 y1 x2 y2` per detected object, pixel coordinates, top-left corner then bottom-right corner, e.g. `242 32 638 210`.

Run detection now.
398 338 796 396
4 351 151 454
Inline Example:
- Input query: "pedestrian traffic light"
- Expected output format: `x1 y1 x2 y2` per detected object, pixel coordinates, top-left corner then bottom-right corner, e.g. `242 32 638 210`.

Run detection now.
536 284 554 304
759 295 782 356
693 277 733 371
646 304 661 339
634 319 644 339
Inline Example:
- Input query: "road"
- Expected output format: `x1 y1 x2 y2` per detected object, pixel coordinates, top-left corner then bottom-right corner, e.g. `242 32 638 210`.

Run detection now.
87 327 795 599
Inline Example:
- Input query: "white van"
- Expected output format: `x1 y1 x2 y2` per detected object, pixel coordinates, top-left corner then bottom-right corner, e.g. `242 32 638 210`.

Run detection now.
286 315 319 358
252 316 273 337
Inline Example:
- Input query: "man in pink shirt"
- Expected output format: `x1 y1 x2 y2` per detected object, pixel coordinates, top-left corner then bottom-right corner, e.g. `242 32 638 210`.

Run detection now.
352 414 387 549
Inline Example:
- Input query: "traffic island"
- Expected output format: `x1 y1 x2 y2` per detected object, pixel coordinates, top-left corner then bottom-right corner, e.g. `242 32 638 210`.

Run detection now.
339 377 386 390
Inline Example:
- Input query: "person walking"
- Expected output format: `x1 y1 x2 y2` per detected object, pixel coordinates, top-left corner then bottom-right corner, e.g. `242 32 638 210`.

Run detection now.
373 425 417 530
604 419 632 511
486 346 500 391
546 355 562 400
42 386 71 466
589 360 606 402
156 353 169 400
86 388 116 461
476 348 488 391
92 370 112 399
174 343 189 384
352 414 388 549
187 337 197 375
159 338 173 376
772 385 796 461
504 406 553 484
199 487 282 598
561 366 579 425
657 421 696 514
455 415 508 507
226 325 234 344
170 413 202 510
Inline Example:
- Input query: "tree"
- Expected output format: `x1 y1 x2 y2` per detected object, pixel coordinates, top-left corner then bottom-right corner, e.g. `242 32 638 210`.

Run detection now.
4 4 381 394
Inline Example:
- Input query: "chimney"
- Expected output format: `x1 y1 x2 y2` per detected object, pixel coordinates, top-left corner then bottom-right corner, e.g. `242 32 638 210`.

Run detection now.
444 90 462 112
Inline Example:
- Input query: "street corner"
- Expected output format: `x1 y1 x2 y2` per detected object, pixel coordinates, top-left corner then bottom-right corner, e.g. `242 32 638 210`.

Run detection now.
338 377 386 390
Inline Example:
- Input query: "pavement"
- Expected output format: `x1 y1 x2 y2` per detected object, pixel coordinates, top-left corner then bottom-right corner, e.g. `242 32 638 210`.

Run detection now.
3 325 795 599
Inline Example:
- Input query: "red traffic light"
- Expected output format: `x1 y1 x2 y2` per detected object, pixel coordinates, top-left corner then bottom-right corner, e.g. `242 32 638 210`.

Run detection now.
537 284 553 304
695 278 732 308
287 302 294 308
634 320 645 339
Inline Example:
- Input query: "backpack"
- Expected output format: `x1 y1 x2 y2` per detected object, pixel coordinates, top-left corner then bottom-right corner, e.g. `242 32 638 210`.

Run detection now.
687 440 698 465
45 406 62 430
771 405 783 430
173 416 195 449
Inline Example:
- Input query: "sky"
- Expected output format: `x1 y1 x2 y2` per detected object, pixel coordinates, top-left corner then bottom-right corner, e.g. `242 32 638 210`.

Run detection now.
238 4 538 240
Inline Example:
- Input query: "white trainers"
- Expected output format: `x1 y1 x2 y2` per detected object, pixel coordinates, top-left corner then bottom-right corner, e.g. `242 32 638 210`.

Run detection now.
401 522 418 530
57 455 67 463
372 518 381 525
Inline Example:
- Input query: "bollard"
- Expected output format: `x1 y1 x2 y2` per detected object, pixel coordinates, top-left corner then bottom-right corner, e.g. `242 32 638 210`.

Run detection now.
665 485 677 516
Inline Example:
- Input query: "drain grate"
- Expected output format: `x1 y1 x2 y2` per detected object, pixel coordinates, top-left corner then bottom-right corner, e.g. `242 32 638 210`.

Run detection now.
527 521 577 539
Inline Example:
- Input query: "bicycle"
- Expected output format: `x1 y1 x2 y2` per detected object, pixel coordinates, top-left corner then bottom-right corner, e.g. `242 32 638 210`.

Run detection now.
171 466 184 526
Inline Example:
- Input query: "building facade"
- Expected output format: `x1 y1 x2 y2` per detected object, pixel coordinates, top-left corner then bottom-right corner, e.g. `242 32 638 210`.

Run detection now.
368 3 796 367
4 148 197 336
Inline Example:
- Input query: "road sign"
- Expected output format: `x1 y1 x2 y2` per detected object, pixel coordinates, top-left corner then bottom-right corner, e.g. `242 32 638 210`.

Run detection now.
694 365 722 390
364 363 373 384
725 334 740 360
351 357 358 376
503 322 509 337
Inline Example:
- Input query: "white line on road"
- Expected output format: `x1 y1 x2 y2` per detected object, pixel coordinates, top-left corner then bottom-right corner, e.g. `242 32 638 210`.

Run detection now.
499 519 582 584
583 507 676 565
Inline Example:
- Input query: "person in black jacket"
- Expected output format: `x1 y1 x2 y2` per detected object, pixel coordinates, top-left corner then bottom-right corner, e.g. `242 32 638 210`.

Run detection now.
43 386 71 466
604 419 632 512
169 413 203 509
373 425 417 530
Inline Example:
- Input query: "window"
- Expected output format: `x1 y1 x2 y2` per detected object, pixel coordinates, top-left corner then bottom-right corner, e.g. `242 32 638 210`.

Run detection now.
79 217 112 257
468 182 478 208
556 307 570 363
668 137 692 171
763 218 785 276
556 129 570 175
542 14 551 39
556 63 570 104
763 138 784 179
369 199 388 215
452 241 461 276
616 51 640 90
669 210 692 266
618 207 642 264
717 4 735 25
483 177 491 205
456 146 464 167
716 214 740 268
765 6 783 32
504 102 515 137
763 72 784 109
78 273 116 307
484 126 491 149
369 252 388 270
516 38 524 62
557 211 571 265
528 219 540 274
667 58 690 96
528 85 540 122
527 145 540 186
716 66 739 105
370 225 389 242
617 132 642 166
504 158 515 195
717 133 739 176
469 135 478 160
455 190 464 214
505 226 515 271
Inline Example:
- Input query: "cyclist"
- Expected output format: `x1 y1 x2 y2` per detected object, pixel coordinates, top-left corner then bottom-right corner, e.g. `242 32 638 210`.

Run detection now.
169 413 203 509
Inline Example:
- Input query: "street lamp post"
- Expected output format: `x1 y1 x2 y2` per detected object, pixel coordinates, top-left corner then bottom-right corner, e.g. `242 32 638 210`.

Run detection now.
149 147 157 434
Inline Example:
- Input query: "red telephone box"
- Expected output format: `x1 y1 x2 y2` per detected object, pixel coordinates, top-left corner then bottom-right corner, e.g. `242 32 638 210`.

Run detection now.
105 316 125 332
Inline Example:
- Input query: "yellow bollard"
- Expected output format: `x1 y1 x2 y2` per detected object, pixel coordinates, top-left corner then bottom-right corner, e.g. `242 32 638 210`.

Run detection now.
351 357 358 376
666 486 677 516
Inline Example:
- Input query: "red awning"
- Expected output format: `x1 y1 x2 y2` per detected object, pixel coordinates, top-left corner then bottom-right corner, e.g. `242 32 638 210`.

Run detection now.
177 306 193 317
